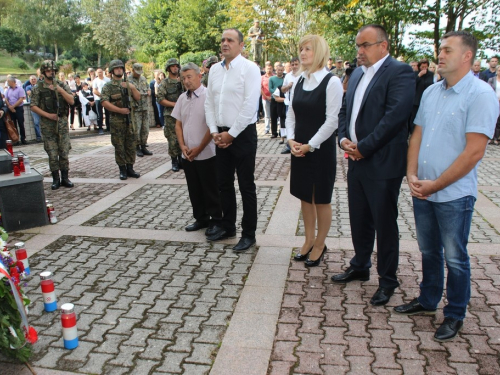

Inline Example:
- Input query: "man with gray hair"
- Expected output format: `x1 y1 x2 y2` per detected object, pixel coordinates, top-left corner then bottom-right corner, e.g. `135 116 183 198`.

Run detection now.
172 62 222 235
5 76 27 144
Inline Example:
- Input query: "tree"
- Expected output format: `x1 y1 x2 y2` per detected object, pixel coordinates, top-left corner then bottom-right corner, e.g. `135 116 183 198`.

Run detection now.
81 0 133 65
0 27 25 56
3 0 80 61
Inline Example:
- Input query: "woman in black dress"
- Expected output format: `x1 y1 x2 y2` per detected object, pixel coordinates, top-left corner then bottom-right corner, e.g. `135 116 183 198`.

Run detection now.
286 35 343 267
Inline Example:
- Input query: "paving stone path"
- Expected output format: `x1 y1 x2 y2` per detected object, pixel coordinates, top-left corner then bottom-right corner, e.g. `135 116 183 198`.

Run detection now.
1 126 499 375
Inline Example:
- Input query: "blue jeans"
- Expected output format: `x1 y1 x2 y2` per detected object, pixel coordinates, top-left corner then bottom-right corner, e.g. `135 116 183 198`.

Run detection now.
31 111 41 139
156 103 165 127
413 195 475 320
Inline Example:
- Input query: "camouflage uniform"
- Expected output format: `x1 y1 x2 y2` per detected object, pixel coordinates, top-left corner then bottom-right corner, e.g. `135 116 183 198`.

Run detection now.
201 56 219 88
30 78 72 172
156 60 184 159
331 67 345 79
127 64 150 147
101 79 136 167
248 25 263 62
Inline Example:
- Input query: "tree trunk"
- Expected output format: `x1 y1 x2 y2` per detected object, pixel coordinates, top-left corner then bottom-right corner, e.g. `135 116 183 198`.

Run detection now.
54 42 58 61
98 48 101 68
433 0 441 63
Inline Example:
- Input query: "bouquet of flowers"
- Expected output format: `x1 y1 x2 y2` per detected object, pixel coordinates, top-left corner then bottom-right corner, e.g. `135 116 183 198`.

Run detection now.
0 227 37 362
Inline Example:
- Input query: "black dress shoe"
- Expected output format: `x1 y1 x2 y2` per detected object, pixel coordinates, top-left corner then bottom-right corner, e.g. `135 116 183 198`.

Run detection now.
331 267 370 283
305 245 327 267
394 298 436 315
434 317 463 342
293 246 312 261
185 221 209 232
233 237 256 252
205 223 219 236
280 148 291 154
370 287 395 306
206 226 236 241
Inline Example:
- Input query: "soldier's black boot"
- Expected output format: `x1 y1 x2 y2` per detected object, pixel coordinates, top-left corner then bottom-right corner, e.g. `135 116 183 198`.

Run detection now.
142 145 153 156
126 164 140 178
60 170 74 188
178 155 183 170
171 157 180 172
51 171 60 190
136 145 144 157
119 165 128 180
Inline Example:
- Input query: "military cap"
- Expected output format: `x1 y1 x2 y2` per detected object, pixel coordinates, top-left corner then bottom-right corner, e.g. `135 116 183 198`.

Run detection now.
206 56 219 69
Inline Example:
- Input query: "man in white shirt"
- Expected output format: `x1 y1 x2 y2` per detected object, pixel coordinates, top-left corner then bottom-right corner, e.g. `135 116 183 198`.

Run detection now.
92 68 110 135
205 28 261 252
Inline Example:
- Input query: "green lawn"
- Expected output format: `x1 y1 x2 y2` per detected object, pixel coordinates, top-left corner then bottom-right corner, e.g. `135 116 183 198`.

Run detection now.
0 51 36 75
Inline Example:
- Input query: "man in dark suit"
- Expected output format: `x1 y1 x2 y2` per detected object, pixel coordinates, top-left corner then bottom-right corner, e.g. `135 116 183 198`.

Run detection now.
333 24 415 306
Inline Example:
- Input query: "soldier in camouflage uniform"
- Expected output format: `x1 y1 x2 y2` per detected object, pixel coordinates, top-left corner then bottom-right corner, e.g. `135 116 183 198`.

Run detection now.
156 58 184 172
201 56 219 88
101 60 142 180
128 63 153 157
30 60 75 190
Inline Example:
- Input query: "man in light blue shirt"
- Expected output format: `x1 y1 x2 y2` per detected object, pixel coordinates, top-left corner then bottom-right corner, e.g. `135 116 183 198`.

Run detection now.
394 31 499 342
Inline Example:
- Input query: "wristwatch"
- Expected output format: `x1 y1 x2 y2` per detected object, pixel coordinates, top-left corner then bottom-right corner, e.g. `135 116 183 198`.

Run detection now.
309 145 315 152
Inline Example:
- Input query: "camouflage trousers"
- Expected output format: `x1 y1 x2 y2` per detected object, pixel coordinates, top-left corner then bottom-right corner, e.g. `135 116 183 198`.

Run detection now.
41 117 72 172
133 109 149 146
251 43 263 63
111 117 136 166
164 114 181 158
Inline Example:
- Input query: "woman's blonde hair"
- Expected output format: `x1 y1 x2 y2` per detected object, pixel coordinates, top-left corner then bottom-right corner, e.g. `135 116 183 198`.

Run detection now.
298 35 330 76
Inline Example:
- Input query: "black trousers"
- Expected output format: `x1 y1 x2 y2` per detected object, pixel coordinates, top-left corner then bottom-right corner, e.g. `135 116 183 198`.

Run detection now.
182 156 222 224
270 100 286 137
216 123 257 238
11 106 26 142
493 115 500 141
347 170 403 289
95 101 110 131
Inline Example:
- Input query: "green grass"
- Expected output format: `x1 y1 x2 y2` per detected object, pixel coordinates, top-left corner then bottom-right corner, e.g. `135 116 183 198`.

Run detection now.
0 50 36 75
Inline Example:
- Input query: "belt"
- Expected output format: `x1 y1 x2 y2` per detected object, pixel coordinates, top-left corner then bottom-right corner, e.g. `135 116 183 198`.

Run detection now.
217 126 230 132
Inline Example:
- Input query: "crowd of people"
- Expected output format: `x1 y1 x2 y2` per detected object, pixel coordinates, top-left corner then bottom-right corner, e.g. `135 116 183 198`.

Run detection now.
0 24 499 345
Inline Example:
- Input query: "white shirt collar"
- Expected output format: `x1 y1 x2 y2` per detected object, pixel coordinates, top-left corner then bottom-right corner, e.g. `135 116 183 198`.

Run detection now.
361 53 390 74
301 67 330 82
221 54 243 69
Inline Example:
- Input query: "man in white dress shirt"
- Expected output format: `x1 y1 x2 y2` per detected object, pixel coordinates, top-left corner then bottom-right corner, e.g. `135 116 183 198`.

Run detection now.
204 28 262 252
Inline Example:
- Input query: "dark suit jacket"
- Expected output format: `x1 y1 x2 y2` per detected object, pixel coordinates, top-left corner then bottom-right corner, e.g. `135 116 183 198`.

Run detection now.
338 56 415 180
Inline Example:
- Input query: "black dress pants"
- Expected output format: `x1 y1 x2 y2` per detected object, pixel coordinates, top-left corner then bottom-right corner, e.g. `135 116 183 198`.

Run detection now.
181 156 222 224
96 100 104 130
347 170 403 289
11 106 26 142
270 100 286 137
216 123 257 238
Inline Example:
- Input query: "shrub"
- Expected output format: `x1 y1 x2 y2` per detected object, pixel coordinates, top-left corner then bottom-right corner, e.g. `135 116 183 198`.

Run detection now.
179 51 216 67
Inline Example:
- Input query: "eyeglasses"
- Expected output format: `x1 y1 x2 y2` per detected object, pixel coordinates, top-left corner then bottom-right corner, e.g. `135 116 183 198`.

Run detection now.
355 41 383 50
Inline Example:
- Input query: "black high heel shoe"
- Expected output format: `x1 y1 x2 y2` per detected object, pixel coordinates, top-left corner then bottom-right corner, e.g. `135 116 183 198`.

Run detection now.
293 246 313 261
305 245 327 267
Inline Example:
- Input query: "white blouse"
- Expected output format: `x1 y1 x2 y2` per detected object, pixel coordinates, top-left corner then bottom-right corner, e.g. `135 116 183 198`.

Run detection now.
285 67 343 149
